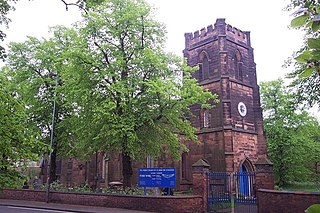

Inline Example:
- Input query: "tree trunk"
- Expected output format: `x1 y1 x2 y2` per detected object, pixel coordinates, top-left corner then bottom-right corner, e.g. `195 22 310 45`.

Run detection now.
122 152 133 187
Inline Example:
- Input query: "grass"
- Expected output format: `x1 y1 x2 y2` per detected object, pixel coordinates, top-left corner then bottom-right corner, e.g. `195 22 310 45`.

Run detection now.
282 182 320 192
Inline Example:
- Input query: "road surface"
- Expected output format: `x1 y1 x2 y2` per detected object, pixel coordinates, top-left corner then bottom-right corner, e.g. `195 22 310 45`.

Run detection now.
0 205 82 212
0 199 154 213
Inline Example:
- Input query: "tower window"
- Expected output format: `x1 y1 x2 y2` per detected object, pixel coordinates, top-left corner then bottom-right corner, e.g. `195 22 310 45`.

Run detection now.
198 64 203 81
181 152 187 180
202 56 209 80
199 52 210 81
203 109 210 128
234 50 243 81
238 62 243 81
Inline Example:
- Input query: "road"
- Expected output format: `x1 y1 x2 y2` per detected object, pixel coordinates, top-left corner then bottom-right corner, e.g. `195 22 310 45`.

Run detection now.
0 199 154 213
0 206 77 212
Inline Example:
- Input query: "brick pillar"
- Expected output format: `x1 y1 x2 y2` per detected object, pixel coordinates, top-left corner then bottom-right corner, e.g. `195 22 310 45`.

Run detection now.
192 159 210 213
255 157 274 190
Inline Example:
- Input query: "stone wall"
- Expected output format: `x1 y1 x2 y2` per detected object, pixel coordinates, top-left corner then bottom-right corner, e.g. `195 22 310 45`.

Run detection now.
257 189 320 213
0 189 203 213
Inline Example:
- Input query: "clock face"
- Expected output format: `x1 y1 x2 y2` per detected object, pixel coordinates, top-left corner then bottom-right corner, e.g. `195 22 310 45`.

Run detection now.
238 102 247 117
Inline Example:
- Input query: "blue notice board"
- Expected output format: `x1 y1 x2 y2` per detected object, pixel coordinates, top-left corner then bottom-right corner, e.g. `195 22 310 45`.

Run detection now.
138 168 176 188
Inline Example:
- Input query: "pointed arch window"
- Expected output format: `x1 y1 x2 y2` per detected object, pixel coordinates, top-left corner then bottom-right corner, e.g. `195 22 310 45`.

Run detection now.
199 52 210 81
203 109 210 128
202 55 209 80
234 50 243 81
181 152 187 180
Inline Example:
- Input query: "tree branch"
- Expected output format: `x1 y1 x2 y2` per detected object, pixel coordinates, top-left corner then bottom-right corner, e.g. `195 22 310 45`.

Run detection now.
60 0 88 14
93 41 110 65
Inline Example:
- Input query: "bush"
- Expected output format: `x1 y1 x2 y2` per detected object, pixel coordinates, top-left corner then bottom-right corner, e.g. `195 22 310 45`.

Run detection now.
0 170 26 189
282 182 320 192
305 204 320 213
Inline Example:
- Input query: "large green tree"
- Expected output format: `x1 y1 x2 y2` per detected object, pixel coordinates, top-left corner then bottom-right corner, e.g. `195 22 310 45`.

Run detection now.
260 79 320 186
5 0 217 187
0 0 111 187
4 32 77 183
60 0 217 186
0 73 45 188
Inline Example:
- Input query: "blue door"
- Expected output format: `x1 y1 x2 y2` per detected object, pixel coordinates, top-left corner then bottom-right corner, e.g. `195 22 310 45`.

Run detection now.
239 165 250 196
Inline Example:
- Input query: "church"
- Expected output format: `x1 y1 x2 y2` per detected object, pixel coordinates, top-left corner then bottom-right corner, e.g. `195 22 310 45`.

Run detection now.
52 19 273 191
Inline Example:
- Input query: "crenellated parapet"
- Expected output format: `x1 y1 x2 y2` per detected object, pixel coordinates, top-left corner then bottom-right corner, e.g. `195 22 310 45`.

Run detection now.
184 24 216 47
226 24 248 44
184 18 250 49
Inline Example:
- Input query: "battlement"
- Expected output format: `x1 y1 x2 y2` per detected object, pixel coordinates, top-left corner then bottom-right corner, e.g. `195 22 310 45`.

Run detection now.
184 24 216 45
184 25 213 39
226 24 246 40
185 18 250 48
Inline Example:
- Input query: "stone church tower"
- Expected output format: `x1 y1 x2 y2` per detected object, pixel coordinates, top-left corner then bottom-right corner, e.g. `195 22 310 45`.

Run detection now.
179 19 273 190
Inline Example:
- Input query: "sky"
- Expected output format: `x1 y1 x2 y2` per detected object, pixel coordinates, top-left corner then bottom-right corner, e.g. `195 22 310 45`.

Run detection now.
5 0 304 84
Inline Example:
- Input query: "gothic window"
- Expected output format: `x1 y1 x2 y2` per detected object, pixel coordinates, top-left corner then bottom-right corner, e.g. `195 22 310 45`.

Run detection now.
203 109 210 128
199 52 210 81
235 50 243 81
56 159 62 176
198 64 203 81
202 55 209 80
102 154 109 182
66 159 73 186
238 63 243 81
67 159 73 170
181 152 187 180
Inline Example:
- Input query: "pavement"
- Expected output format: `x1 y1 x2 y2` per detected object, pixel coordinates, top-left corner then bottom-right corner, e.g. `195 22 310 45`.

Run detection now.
0 199 154 213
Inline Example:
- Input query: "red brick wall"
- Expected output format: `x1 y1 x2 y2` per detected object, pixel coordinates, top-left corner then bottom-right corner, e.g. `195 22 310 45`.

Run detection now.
0 189 203 213
0 189 46 202
256 173 274 190
257 189 320 213
192 172 207 210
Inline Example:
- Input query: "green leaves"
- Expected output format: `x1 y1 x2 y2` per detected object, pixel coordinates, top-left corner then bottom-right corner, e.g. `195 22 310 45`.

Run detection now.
311 20 320 32
295 50 312 63
0 74 46 188
306 204 320 213
260 79 320 186
293 40 320 78
291 14 309 27
298 67 314 78
61 0 217 164
2 0 218 186
286 1 320 107
308 38 320 50
294 38 320 78
288 2 320 78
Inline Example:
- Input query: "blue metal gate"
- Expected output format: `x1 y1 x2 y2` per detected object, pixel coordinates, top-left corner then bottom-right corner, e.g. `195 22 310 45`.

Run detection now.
207 172 256 213
207 172 232 212
233 172 256 213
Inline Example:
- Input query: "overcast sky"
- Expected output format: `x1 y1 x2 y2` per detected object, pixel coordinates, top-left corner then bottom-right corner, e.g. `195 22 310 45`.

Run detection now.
6 0 304 83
